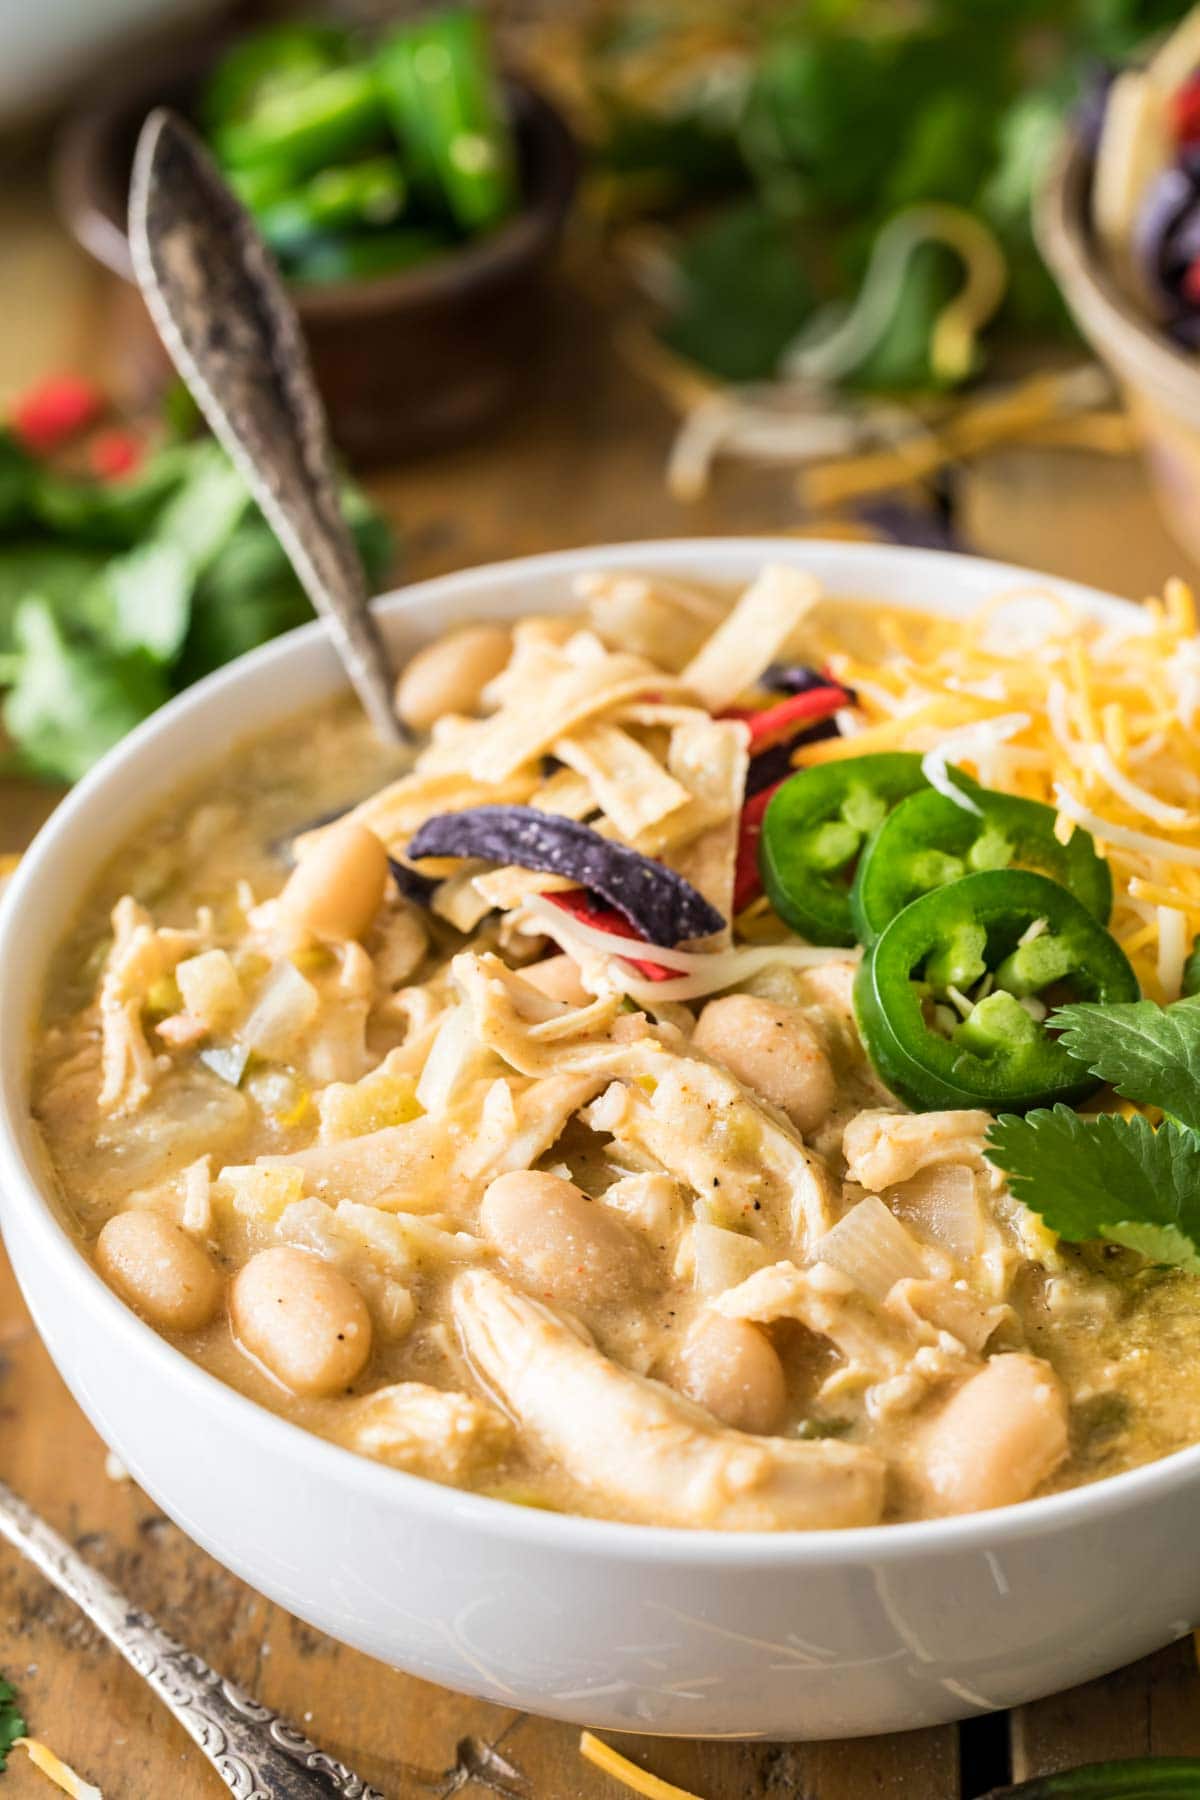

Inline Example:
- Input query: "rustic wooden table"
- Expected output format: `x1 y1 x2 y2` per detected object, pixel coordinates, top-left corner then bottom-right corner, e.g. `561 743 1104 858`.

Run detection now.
4 166 1200 1799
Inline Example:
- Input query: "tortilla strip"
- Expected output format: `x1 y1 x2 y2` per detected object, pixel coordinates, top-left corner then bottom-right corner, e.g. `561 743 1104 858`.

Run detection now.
472 866 577 909
529 767 596 819
577 570 724 671
454 655 693 782
680 564 822 711
431 868 495 932
553 720 691 839
662 716 750 949
293 769 538 859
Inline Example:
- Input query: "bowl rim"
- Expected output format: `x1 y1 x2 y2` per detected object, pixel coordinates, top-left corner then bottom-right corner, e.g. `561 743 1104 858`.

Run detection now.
1036 127 1200 411
3 534 1199 1567
54 54 578 318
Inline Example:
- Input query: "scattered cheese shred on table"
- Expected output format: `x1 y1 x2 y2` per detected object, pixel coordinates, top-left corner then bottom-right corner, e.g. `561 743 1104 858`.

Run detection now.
15 1738 103 1799
579 1730 705 1800
797 576 1200 1003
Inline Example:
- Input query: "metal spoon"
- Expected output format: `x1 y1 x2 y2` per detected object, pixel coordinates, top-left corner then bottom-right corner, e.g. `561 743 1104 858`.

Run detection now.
0 1476 384 1797
127 107 405 745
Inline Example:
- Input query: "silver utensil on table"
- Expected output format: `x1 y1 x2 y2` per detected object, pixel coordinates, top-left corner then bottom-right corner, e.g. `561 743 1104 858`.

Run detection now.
127 106 405 746
0 1476 385 1798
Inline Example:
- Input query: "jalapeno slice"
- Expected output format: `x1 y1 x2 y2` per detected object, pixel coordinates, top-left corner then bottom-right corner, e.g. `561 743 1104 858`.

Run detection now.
758 753 931 946
853 869 1139 1112
852 785 1113 943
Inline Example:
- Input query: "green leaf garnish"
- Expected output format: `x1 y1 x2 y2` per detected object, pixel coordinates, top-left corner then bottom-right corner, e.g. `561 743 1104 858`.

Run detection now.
0 1673 27 1770
986 1107 1200 1272
1052 998 1200 1134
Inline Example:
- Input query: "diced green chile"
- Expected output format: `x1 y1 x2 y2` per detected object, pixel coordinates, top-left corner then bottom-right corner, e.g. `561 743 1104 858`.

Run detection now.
758 753 930 946
406 805 724 945
853 870 1139 1112
852 784 1113 942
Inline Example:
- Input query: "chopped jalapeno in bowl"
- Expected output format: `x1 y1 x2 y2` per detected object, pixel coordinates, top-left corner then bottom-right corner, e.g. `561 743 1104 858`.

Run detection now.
199 6 519 288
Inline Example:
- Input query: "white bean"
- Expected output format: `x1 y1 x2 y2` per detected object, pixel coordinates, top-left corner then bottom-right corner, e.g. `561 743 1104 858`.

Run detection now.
692 994 837 1136
394 624 511 731
521 954 590 1008
674 1310 786 1435
96 1210 222 1333
279 822 388 942
481 1171 647 1308
907 1353 1068 1516
231 1246 372 1397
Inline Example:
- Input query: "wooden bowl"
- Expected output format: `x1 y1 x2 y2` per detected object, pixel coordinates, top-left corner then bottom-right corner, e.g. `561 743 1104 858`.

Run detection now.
55 42 578 463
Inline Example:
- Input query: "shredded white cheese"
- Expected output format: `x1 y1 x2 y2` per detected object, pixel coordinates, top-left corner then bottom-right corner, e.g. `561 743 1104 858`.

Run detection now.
1053 787 1200 870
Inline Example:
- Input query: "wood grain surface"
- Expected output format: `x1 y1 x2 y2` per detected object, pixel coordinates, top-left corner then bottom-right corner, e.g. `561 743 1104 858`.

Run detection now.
3 154 1200 1799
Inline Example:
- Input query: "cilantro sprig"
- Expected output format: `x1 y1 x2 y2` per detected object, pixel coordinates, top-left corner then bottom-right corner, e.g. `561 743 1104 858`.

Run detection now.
0 1674 26 1771
985 994 1200 1270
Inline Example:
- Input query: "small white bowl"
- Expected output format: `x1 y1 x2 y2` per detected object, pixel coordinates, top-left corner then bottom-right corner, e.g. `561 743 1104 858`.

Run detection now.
2 539 1197 1742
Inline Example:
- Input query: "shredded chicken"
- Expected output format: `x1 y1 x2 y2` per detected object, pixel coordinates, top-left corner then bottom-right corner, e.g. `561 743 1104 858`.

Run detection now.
841 1109 992 1191
453 1271 885 1528
337 1381 510 1483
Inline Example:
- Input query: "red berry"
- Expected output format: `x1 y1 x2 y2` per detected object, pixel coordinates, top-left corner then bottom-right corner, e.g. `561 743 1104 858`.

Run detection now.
88 428 143 481
10 374 104 453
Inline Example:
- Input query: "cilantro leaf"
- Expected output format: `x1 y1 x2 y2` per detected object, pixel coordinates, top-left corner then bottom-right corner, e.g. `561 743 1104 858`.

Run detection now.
662 203 815 382
986 1106 1200 1272
2 598 168 784
0 1673 26 1770
1052 998 1200 1133
82 444 250 665
1183 934 1200 1000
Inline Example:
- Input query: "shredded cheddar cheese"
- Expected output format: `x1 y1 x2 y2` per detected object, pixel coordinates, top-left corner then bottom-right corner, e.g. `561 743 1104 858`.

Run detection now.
15 1738 103 1799
799 582 1200 1002
580 1731 705 1800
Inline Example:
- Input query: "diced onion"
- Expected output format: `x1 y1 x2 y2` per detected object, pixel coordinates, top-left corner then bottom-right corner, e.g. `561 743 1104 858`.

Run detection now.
811 1196 927 1301
689 1221 769 1296
415 1005 485 1115
240 960 319 1059
888 1164 981 1263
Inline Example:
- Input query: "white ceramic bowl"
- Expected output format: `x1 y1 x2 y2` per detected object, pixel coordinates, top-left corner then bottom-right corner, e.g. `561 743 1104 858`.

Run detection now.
2 539 1198 1743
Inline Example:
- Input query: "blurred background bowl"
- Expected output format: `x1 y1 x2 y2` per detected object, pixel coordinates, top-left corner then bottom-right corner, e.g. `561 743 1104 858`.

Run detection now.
1038 129 1200 567
55 41 577 463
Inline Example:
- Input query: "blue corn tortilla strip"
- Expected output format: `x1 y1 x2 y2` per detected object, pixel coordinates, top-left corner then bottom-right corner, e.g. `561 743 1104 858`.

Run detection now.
762 662 858 704
406 805 725 945
388 855 438 905
745 717 840 797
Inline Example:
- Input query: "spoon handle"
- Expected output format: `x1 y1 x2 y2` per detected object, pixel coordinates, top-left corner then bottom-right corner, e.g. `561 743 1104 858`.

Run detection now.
127 107 405 746
0 1477 385 1799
